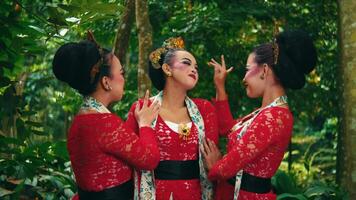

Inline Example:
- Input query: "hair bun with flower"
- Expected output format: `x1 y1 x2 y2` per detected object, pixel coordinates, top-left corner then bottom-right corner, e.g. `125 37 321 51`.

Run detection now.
149 37 185 69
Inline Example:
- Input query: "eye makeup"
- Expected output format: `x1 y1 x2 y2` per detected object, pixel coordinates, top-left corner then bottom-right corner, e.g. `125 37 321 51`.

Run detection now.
244 64 261 79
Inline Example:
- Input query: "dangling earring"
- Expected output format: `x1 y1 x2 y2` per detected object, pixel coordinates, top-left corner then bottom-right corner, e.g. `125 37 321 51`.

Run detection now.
260 74 265 80
106 86 112 91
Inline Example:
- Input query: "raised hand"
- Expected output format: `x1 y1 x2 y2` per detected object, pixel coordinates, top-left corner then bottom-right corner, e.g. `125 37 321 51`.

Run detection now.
134 90 160 128
208 55 233 89
201 139 222 171
208 55 233 100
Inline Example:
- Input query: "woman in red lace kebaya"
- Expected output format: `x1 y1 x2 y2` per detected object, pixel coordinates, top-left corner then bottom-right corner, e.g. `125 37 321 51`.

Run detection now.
202 30 317 200
52 32 160 200
125 37 218 200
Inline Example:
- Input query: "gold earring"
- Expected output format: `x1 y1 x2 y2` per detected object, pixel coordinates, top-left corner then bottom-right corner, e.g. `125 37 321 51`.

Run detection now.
166 72 172 77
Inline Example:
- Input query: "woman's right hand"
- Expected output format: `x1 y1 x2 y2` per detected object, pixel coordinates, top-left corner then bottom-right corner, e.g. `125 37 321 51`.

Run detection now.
134 90 160 128
208 55 233 100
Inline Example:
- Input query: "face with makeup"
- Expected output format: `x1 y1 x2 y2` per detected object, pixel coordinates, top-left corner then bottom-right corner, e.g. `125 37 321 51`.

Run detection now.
243 53 266 98
164 50 198 91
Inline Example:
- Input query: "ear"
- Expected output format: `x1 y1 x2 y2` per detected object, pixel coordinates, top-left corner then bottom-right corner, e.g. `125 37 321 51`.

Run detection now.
162 63 172 74
262 63 270 76
100 76 110 89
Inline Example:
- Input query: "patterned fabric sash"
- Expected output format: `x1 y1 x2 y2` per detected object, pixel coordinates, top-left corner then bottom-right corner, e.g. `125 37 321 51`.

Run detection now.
134 91 214 200
80 96 111 114
231 96 288 200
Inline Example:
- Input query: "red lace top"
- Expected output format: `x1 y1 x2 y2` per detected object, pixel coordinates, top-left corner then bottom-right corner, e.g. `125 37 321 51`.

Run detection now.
211 100 293 200
125 98 219 200
67 113 160 192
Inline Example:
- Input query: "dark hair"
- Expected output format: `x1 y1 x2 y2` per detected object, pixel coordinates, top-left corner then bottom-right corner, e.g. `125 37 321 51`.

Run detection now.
148 48 185 90
52 40 113 95
252 30 317 90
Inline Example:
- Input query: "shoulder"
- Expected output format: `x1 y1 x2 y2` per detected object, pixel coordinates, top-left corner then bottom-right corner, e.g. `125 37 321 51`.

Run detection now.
192 98 214 110
74 113 123 127
258 107 293 128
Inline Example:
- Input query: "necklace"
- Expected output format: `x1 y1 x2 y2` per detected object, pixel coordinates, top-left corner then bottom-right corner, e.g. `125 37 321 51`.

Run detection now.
178 123 191 140
80 96 111 113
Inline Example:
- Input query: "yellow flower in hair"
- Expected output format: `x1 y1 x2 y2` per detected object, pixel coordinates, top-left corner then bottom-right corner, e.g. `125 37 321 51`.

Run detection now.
149 47 166 69
163 37 185 49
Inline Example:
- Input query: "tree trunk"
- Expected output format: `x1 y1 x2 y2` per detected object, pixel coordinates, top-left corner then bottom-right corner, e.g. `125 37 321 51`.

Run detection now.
338 0 356 198
135 0 152 98
113 0 135 64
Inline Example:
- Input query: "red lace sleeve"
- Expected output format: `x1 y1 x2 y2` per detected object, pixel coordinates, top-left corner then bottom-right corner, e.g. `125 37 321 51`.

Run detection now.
213 99 237 136
208 108 292 180
98 115 160 170
125 101 140 134
195 99 219 144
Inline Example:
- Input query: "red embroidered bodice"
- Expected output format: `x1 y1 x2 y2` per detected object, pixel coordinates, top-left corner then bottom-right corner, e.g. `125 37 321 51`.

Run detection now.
67 113 159 192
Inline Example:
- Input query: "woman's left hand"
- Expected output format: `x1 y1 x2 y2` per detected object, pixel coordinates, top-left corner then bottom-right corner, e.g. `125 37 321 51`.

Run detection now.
201 139 222 171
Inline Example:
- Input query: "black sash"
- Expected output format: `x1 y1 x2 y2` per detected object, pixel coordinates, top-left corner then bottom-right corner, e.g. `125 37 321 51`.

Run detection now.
154 160 200 180
78 179 133 200
227 172 272 194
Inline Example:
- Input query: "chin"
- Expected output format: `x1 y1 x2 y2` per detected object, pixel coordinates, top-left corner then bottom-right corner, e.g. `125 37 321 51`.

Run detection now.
184 84 197 91
115 92 124 101
246 89 260 99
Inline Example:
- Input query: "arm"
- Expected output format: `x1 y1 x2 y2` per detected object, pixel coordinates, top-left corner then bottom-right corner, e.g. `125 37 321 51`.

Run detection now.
208 108 291 180
98 115 160 170
208 55 236 136
196 99 219 144
212 99 237 136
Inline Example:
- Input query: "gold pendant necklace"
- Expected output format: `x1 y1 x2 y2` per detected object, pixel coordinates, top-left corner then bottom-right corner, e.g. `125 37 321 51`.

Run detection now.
178 123 191 140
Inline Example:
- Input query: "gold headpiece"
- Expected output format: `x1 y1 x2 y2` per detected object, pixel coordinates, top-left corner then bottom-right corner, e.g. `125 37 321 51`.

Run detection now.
272 20 281 65
149 37 185 69
87 30 105 83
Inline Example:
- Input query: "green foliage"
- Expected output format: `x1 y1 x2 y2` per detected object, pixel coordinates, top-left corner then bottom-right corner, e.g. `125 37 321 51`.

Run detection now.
272 170 348 200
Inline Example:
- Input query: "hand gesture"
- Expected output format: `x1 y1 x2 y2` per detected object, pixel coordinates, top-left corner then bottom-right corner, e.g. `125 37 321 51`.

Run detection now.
208 55 233 90
134 90 160 128
201 139 222 171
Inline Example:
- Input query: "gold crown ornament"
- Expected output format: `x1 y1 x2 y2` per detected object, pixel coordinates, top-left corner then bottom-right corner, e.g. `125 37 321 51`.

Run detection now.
149 37 185 69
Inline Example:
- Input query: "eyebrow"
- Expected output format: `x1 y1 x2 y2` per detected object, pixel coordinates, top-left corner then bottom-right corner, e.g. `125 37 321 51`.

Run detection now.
181 58 192 62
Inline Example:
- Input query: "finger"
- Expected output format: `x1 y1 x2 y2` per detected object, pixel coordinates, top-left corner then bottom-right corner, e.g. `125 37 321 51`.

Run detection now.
143 90 149 108
134 102 140 114
153 102 161 111
203 139 211 153
226 67 234 73
207 139 214 152
221 55 226 69
208 139 218 152
148 100 157 108
210 58 220 66
200 146 208 159
208 61 220 69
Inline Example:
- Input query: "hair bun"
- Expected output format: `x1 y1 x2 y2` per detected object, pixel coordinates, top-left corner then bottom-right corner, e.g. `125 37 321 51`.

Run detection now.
274 30 317 89
52 41 101 94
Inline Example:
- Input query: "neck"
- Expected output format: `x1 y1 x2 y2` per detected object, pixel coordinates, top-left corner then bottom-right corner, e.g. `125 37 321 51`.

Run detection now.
161 81 187 109
90 90 111 107
261 84 286 108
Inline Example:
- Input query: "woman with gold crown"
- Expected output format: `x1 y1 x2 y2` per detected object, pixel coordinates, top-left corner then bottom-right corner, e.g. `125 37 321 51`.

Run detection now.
125 37 219 200
202 30 317 200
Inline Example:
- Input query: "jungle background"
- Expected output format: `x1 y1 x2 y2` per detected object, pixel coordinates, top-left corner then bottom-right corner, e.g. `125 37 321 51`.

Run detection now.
1 0 355 199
